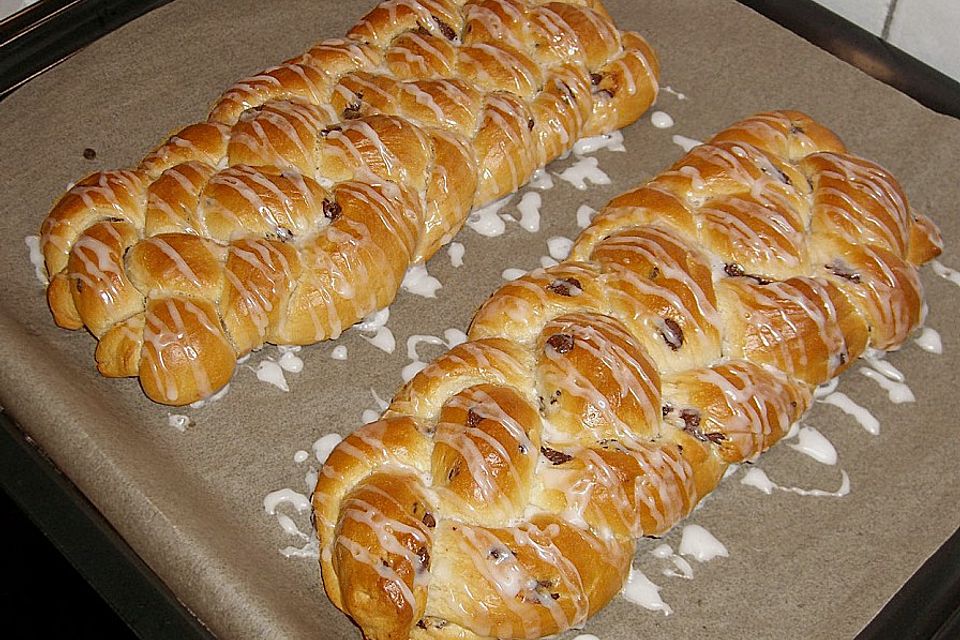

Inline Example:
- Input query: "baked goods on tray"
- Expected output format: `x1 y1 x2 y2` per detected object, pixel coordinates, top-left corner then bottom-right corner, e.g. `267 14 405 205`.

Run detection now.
312 110 942 640
37 0 659 405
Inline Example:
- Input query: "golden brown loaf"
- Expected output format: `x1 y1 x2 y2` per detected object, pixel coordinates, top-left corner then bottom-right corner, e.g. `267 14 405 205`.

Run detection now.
312 110 943 640
38 0 659 405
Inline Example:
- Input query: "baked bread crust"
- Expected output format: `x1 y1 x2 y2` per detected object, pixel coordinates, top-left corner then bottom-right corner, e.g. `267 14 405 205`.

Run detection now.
39 0 660 405
313 110 942 639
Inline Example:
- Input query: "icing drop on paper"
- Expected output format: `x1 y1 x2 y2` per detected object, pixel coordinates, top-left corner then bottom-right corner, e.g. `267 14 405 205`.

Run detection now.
650 543 693 579
662 85 687 100
330 345 348 360
931 260 960 287
547 236 573 261
24 235 48 284
313 433 344 463
402 332 464 382
278 346 304 373
540 255 559 269
650 111 674 129
819 391 880 435
402 264 442 298
293 450 309 464
859 368 915 404
447 241 465 267
502 268 527 281
255 359 289 391
915 327 943 354
621 567 673 615
356 308 395 353
576 204 596 229
678 524 728 563
467 195 512 237
671 135 702 152
555 156 612 190
788 426 837 465
167 414 190 432
528 168 555 190
515 192 542 232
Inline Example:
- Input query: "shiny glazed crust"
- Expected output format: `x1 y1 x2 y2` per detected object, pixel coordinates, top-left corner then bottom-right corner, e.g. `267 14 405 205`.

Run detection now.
39 0 660 405
312 110 943 639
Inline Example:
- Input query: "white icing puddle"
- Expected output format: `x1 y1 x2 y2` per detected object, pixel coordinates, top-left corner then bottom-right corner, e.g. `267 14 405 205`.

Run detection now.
312 433 343 464
447 241 465 267
467 195 512 237
650 543 693 579
356 308 395 354
788 426 838 465
740 467 851 498
402 264 442 298
555 156 612 190
25 235 47 284
547 236 573 261
528 167 555 190
572 130 626 155
514 192 542 232
621 566 672 615
671 135 702 152
576 204 596 228
330 345 348 360
915 327 943 353
678 524 728 562
650 111 674 129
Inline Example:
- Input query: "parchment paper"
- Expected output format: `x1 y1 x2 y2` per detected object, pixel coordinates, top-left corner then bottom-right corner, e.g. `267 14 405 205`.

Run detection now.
1 1 959 638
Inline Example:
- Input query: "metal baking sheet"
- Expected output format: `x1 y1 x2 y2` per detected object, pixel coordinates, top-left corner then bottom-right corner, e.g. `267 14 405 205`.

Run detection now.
1 0 959 638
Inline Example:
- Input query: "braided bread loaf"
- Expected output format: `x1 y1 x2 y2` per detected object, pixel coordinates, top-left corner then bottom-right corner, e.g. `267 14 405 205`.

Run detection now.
312 110 943 640
38 0 658 406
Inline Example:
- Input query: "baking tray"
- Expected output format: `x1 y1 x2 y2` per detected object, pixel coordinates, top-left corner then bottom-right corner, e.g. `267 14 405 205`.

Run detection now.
2 2 957 637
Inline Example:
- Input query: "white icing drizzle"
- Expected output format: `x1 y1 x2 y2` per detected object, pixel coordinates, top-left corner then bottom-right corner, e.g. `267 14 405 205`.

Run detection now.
24 235 47 284
678 524 728 563
331 345 348 360
788 426 837 465
547 236 573 261
650 111 674 129
313 433 344 463
502 267 527 281
932 260 960 287
572 635 600 640
650 543 693 579
263 488 310 515
401 329 467 382
293 450 309 464
740 467 851 497
819 392 880 435
361 409 380 424
515 192 542 232
915 327 943 354
572 130 625 155
555 156 612 190
402 264 442 298
355 307 389 333
621 567 672 615
167 414 191 432
540 255 560 269
467 194 513 237
859 368 914 404
447 241 465 267
281 539 320 559
671 135 702 152
813 378 839 399
576 204 596 229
